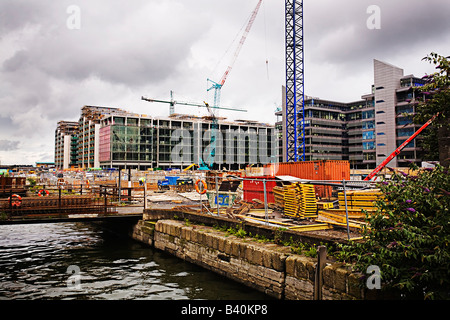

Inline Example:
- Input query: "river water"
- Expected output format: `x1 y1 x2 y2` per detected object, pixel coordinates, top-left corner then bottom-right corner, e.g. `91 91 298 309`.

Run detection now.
0 222 270 300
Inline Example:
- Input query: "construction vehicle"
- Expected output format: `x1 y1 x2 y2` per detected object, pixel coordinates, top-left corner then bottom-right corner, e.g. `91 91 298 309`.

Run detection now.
364 113 439 181
176 177 194 192
157 179 170 190
183 164 197 171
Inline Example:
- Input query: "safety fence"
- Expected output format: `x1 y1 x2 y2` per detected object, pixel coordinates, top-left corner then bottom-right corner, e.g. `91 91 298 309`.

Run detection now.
0 184 123 219
193 174 380 240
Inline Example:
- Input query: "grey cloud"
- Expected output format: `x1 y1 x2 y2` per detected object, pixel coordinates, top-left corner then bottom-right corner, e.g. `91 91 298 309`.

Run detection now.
0 0 212 145
307 0 450 66
0 140 20 151
0 0 449 165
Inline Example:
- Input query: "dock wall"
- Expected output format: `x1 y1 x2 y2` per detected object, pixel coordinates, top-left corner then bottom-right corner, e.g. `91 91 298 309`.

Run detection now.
132 217 365 300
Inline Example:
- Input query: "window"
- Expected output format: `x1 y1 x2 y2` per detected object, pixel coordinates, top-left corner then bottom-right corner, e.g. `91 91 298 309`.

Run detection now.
362 121 375 129
362 110 375 119
114 117 125 125
141 119 151 127
377 132 385 136
397 127 415 137
396 117 412 126
364 153 376 161
127 118 138 126
363 141 375 150
377 143 386 146
362 131 375 140
397 105 414 114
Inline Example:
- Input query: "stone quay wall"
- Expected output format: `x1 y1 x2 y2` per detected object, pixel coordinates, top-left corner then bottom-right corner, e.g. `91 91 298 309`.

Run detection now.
132 218 366 300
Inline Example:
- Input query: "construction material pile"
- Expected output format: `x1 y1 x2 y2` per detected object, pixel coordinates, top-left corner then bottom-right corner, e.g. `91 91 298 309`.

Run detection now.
273 183 317 219
338 189 383 211
314 189 384 230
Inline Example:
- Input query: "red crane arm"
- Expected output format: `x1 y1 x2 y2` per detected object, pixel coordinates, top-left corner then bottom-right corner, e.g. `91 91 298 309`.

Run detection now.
219 0 263 86
363 113 439 181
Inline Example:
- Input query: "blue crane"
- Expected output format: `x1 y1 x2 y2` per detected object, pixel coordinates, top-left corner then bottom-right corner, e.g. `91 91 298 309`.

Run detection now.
285 0 305 162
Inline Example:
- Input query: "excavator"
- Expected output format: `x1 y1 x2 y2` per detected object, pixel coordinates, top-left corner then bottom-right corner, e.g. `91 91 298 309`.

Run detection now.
183 158 210 172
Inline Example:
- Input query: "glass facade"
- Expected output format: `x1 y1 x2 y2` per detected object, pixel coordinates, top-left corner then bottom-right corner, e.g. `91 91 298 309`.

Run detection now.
363 141 375 150
107 123 154 163
362 131 375 140
96 114 276 169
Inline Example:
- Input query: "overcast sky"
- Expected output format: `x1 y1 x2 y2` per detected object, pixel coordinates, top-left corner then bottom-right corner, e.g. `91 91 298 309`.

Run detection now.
1 0 449 165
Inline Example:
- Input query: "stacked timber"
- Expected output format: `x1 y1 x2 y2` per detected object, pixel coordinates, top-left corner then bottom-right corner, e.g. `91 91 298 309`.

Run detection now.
338 189 383 211
272 186 285 209
275 183 317 219
298 184 317 217
284 185 301 217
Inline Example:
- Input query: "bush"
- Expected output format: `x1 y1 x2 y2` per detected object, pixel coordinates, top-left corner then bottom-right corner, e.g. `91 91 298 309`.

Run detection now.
337 163 450 299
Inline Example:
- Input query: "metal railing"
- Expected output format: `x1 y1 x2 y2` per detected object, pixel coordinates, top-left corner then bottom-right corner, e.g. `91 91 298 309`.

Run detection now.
199 174 377 240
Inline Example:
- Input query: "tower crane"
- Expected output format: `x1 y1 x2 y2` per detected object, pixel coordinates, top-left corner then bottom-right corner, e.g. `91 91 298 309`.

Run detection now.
207 0 263 112
141 92 247 170
203 0 262 169
285 0 305 162
142 1 261 170
141 91 245 115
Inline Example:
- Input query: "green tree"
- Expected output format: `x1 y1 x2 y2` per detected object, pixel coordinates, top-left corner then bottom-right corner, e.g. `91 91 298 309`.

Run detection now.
337 164 450 299
414 53 450 167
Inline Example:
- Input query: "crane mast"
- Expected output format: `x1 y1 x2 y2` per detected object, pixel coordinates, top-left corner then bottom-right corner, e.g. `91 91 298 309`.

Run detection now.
285 0 305 162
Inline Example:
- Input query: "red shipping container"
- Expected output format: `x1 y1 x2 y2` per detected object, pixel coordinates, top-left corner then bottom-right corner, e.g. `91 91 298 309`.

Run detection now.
243 176 276 203
265 160 350 198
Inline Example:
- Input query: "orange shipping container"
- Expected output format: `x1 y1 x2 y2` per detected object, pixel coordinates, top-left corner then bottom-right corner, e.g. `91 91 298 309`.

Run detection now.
266 160 350 198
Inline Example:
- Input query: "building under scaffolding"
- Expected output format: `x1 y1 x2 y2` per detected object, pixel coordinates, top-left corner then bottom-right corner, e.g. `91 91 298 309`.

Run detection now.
55 120 79 169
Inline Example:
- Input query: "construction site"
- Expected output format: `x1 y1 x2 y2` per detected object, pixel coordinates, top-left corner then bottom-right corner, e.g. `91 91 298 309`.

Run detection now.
1 0 448 304
1 159 409 244
43 0 441 239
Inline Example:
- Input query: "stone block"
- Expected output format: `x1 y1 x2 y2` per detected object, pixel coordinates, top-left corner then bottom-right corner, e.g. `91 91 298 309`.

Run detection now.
231 240 240 257
347 272 364 299
251 246 263 265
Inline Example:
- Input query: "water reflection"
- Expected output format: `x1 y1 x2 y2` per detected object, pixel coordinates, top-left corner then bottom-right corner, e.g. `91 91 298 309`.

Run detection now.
0 222 270 300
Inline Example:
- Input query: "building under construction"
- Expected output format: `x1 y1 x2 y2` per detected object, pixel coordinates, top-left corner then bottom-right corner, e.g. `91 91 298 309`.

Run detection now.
55 106 277 170
54 120 79 169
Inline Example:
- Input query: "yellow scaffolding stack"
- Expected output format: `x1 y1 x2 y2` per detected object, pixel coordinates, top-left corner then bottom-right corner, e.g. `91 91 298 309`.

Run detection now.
282 183 317 219
338 189 383 211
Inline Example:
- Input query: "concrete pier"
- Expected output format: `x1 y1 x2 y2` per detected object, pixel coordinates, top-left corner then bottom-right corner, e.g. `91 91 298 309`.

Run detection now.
132 216 366 300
